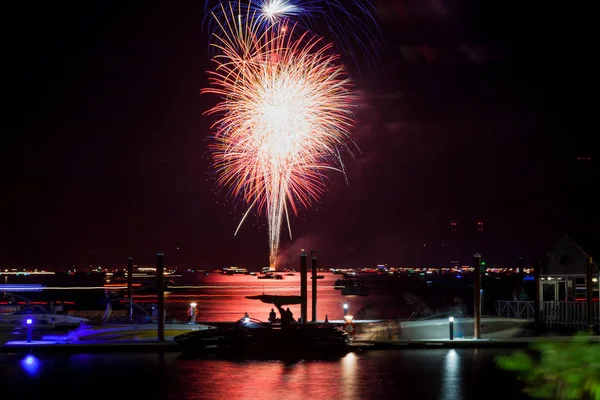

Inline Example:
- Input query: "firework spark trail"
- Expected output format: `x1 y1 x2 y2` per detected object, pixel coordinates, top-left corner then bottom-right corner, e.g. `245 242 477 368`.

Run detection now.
203 0 380 70
204 5 355 269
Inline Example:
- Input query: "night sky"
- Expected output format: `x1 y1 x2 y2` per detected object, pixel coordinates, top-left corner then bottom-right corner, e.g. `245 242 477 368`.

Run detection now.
2 1 598 269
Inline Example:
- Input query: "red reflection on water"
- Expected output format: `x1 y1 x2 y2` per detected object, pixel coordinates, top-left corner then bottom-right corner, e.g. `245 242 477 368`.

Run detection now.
132 273 410 322
175 353 359 400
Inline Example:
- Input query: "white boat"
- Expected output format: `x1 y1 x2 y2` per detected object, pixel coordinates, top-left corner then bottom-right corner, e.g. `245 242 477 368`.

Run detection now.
42 323 213 342
355 316 535 341
0 306 89 329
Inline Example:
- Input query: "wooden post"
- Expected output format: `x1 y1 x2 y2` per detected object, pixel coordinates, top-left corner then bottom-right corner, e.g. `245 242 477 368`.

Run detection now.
127 257 134 323
156 252 165 342
518 257 525 284
473 253 482 339
534 259 541 333
300 251 307 324
587 256 594 332
311 251 317 322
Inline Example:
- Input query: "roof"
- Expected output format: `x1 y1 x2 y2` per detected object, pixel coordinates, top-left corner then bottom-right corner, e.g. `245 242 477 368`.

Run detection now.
566 233 600 259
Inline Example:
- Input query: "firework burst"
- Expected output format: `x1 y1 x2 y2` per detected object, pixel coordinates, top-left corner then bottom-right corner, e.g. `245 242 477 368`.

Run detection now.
203 0 380 71
204 5 355 269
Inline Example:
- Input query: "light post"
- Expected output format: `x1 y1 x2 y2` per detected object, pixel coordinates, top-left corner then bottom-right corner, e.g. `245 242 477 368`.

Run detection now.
189 302 197 324
343 303 348 317
25 318 33 342
449 316 454 340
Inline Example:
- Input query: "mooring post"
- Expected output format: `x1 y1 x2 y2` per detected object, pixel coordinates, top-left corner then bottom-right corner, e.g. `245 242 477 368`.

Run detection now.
533 259 541 333
127 257 133 323
311 251 317 322
587 256 594 333
473 253 482 339
517 256 524 285
156 252 165 342
300 250 307 324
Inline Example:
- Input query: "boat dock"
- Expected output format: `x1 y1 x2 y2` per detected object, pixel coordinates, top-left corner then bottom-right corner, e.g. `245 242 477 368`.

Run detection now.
3 335 599 354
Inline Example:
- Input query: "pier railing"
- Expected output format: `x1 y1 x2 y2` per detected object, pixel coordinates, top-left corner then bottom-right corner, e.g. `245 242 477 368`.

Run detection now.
540 301 599 330
496 300 600 329
495 301 535 320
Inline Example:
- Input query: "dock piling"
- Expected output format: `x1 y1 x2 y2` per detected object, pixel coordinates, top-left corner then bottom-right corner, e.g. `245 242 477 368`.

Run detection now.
311 251 317 322
586 256 594 332
473 253 482 339
517 257 524 283
300 250 307 324
127 257 133 323
156 252 165 342
534 259 541 332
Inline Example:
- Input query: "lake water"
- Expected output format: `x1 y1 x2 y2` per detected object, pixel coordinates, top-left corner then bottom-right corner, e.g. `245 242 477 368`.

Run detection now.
136 272 468 322
0 348 531 399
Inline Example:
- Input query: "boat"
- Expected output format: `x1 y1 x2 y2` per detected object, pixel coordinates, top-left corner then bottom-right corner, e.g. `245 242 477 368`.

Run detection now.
341 284 370 296
257 274 275 279
174 317 350 357
0 306 89 329
175 293 349 357
42 323 212 341
311 275 325 279
105 276 176 293
354 316 535 340
334 278 359 288
222 267 248 275
274 274 283 280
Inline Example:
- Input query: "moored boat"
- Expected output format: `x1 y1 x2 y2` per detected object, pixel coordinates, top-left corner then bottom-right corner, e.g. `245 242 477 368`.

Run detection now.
174 317 350 357
0 306 89 329
341 284 370 296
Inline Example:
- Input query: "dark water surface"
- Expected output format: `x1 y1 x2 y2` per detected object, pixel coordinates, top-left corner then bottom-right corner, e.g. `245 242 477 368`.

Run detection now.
0 349 530 399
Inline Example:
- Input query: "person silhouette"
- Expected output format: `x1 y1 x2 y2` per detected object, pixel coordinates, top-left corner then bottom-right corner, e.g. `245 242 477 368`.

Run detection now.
269 308 277 323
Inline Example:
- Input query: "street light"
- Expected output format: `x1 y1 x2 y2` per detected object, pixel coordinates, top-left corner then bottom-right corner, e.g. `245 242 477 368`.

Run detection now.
449 316 454 340
25 318 33 343
188 302 197 324
343 303 348 316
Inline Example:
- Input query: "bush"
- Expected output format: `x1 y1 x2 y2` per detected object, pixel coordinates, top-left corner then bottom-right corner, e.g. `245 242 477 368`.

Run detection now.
496 334 600 400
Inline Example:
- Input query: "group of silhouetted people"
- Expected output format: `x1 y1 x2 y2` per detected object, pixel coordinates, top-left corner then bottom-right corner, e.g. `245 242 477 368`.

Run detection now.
268 307 295 326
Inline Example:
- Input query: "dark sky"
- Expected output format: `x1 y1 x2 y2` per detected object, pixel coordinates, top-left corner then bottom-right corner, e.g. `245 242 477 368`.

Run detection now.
2 0 598 270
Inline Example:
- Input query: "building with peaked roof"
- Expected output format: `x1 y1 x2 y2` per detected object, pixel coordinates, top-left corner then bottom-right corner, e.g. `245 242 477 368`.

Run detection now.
540 233 599 302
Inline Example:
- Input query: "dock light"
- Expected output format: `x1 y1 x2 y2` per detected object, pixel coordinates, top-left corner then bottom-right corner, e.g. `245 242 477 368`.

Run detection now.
25 318 33 343
244 317 250 323
449 316 454 340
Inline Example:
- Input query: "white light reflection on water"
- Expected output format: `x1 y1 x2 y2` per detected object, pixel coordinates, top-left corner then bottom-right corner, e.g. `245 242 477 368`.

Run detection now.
441 349 461 400
341 352 359 400
20 355 40 376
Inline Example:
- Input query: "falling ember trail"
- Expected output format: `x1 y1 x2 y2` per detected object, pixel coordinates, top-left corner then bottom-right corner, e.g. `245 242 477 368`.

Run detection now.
204 4 356 269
